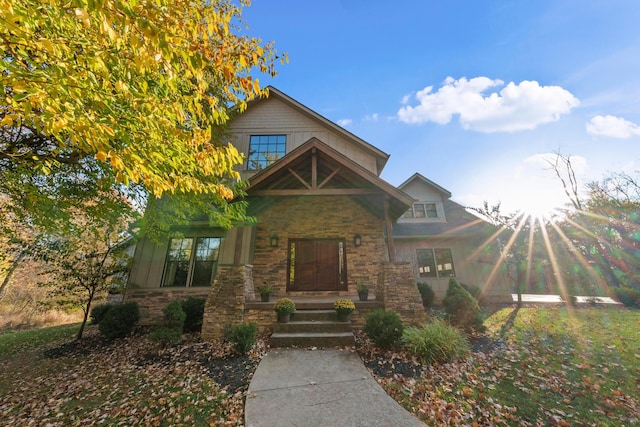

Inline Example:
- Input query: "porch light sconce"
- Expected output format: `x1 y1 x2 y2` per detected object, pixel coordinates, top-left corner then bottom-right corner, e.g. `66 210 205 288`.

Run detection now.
270 235 279 248
353 234 362 247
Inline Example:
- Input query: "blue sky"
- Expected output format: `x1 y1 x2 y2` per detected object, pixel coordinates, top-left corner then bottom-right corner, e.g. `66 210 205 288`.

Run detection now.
241 0 640 215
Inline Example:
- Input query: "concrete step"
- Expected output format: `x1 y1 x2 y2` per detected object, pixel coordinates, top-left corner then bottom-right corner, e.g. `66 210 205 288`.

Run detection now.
273 320 352 334
292 309 337 322
270 332 355 348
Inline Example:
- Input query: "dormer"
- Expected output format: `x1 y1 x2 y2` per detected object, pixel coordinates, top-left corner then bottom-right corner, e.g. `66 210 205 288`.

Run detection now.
397 173 450 223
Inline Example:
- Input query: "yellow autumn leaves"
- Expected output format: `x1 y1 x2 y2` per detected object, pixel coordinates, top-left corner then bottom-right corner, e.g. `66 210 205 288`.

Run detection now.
1 0 286 200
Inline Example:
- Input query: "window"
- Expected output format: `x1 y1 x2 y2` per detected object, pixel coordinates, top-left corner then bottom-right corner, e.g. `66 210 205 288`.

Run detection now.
403 202 438 219
247 135 286 170
416 248 455 278
162 237 221 287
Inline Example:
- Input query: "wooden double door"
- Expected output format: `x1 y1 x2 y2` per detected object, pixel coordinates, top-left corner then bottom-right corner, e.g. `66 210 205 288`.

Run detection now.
288 239 346 291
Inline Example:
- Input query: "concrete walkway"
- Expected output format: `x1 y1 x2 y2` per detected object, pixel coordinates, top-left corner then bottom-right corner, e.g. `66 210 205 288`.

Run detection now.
245 348 425 427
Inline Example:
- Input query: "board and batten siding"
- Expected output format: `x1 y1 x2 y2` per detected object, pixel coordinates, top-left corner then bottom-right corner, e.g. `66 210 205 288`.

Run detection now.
127 227 246 289
394 238 511 301
230 97 379 176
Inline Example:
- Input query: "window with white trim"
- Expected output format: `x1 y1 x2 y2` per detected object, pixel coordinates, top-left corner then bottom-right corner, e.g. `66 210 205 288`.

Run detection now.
247 135 286 170
162 237 221 287
403 202 438 219
416 248 455 278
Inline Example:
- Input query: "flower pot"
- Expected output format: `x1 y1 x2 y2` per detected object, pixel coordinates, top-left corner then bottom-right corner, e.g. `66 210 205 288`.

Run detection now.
260 293 270 302
336 312 351 322
358 292 368 301
277 312 291 323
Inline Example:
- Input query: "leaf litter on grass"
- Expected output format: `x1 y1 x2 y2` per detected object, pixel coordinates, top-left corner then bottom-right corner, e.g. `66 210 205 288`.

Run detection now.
356 307 640 426
0 326 269 426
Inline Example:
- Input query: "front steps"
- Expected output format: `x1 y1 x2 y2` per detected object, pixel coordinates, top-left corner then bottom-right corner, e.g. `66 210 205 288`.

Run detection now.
270 309 355 348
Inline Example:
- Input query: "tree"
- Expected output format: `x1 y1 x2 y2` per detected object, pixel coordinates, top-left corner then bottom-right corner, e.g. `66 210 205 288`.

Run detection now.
1 0 285 200
34 191 136 340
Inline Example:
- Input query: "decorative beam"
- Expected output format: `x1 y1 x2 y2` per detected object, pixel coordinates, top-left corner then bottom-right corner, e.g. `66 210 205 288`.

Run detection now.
311 147 317 189
318 167 341 189
250 188 380 196
287 168 312 189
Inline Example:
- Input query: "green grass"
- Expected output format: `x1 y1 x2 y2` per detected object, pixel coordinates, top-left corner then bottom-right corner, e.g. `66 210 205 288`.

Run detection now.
482 307 640 425
0 323 79 357
381 307 640 426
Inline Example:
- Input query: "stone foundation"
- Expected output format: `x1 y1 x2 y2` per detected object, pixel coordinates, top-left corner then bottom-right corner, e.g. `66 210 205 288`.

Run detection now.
124 288 211 325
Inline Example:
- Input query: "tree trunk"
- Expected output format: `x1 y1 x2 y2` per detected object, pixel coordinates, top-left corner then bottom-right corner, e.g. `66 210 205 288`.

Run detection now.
0 251 27 298
76 287 96 341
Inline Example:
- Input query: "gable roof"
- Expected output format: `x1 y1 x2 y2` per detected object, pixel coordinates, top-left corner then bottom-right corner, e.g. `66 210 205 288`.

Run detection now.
246 137 414 219
398 173 452 198
242 86 390 175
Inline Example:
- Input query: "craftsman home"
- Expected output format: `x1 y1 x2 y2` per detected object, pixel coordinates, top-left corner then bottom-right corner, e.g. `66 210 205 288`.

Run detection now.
124 87 510 338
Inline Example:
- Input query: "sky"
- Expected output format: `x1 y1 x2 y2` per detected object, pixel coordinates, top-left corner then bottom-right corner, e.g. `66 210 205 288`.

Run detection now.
239 0 640 216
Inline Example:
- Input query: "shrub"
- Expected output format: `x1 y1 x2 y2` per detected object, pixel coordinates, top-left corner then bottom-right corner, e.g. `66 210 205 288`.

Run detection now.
150 301 185 345
417 282 435 308
98 302 140 340
90 303 113 325
181 297 205 333
403 320 470 364
442 278 484 332
363 309 404 349
610 287 640 308
273 298 296 314
228 322 258 353
461 283 483 304
163 301 186 330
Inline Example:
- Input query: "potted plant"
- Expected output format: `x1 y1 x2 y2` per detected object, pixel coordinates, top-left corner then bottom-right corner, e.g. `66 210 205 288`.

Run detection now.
273 298 295 323
356 282 369 301
257 283 273 302
333 298 355 322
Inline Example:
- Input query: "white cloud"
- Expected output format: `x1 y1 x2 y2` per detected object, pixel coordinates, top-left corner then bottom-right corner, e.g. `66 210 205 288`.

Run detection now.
364 113 379 121
337 118 352 127
397 76 580 132
586 115 640 138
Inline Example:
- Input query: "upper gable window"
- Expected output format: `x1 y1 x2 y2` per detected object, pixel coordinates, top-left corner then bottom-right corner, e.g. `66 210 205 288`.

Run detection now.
403 202 438 219
247 135 286 170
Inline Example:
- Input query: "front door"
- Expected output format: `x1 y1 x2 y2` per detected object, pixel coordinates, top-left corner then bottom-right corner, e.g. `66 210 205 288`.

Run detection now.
288 239 346 291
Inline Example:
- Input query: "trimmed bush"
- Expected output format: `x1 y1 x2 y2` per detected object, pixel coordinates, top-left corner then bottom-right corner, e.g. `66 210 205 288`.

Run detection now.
610 287 640 308
442 278 484 332
363 309 404 349
228 322 258 353
403 320 470 364
181 297 205 333
90 303 113 325
417 282 435 308
98 302 140 340
164 301 186 330
150 301 186 345
461 283 483 305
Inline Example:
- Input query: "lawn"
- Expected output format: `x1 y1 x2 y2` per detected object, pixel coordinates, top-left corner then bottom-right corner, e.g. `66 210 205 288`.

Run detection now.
0 324 266 426
360 307 640 426
1 307 638 426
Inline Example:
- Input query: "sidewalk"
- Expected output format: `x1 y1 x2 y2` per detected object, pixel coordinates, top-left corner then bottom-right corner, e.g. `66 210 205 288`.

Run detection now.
245 348 425 427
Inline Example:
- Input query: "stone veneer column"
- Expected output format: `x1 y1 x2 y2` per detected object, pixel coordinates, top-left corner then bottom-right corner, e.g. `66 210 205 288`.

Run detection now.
376 262 427 326
201 264 254 341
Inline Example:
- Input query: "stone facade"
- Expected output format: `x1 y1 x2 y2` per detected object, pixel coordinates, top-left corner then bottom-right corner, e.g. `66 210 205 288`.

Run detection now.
252 195 387 295
201 264 254 341
376 262 428 326
124 287 210 325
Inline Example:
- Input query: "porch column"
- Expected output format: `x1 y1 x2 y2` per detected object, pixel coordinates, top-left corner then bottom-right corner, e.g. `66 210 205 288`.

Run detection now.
201 264 254 341
383 195 397 262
